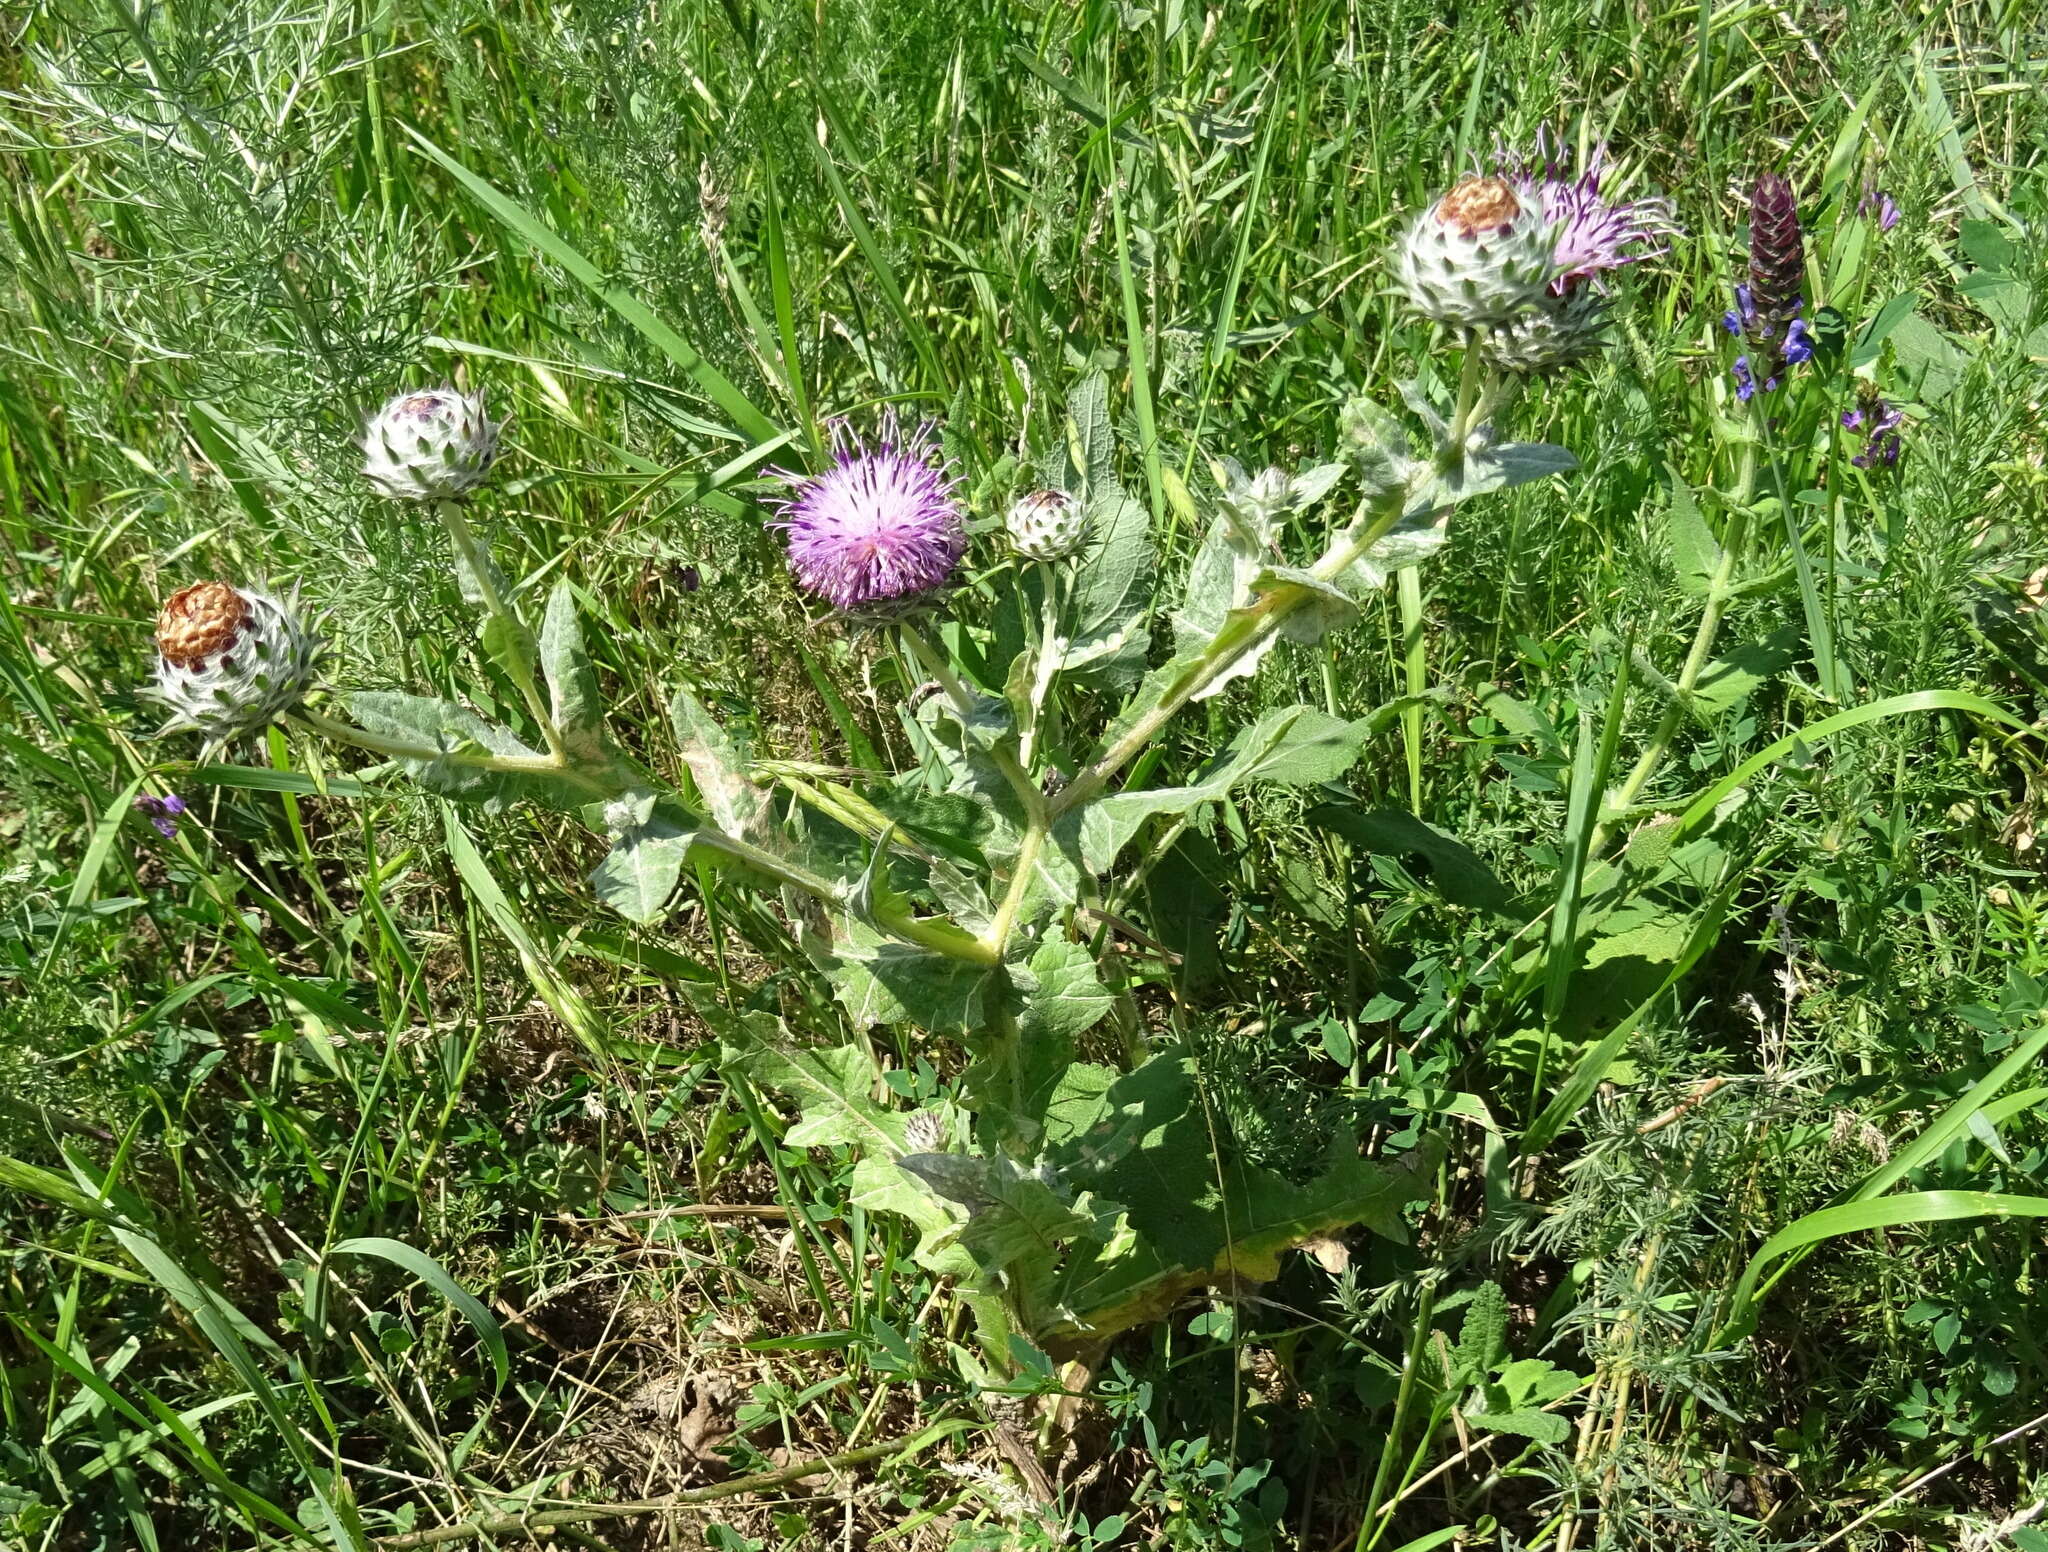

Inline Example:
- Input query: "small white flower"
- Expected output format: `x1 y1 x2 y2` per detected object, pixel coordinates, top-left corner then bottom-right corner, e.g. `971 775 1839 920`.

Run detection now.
361 387 505 502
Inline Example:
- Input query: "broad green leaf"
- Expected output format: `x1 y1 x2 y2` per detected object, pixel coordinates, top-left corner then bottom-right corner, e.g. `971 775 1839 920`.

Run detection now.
1664 469 1720 600
1257 565 1361 643
1330 505 1450 595
348 691 587 812
540 582 604 759
1453 1281 1509 1380
1309 806 1518 917
1415 442 1577 511
1959 269 2031 334
1888 313 1969 400
590 811 696 923
1850 292 1917 369
806 911 996 1033
1691 630 1797 718
1464 1407 1570 1444
1339 393 1421 497
1037 1049 1440 1351
1015 937 1114 1045
720 1023 974 1278
1073 706 1371 873
670 689 770 839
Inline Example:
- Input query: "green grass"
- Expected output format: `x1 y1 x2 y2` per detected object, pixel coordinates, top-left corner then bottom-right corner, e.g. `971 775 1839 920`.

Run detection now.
4 0 2048 1547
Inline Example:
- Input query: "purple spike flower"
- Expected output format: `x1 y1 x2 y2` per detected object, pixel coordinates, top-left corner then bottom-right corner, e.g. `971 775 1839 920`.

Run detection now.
1496 129 1681 295
764 416 967 611
134 792 187 840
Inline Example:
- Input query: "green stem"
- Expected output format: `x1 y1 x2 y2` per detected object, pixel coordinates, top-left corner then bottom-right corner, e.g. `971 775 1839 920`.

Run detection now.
897 618 1045 825
295 708 995 966
1053 477 1417 818
1444 328 1487 450
1587 442 1759 858
1356 1276 1440 1546
434 499 566 762
982 818 1046 959
1397 565 1427 810
1397 335 1491 810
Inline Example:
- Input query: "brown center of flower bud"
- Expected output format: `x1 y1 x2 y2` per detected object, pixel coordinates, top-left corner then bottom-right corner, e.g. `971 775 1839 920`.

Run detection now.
1436 176 1521 237
156 582 249 669
398 393 444 417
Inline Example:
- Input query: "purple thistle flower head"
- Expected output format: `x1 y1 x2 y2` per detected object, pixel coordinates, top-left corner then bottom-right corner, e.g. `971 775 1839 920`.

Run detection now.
1495 129 1682 296
764 416 967 612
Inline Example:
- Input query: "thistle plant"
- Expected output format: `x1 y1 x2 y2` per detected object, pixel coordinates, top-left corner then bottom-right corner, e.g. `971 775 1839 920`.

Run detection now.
146 150 1674 1384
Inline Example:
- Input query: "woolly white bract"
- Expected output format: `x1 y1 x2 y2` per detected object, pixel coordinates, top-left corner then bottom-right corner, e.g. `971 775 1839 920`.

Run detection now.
1005 489 1090 562
1389 175 1558 329
361 388 505 502
149 583 323 746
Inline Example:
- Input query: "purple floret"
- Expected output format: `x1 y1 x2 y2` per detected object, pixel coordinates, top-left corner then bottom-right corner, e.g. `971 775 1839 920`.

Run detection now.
1858 182 1900 232
134 792 186 839
764 416 967 611
1496 130 1681 295
1846 397 1907 468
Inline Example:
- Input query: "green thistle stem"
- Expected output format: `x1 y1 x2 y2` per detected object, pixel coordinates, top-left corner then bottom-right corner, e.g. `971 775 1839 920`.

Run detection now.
295 707 996 966
434 499 566 764
1053 464 1424 818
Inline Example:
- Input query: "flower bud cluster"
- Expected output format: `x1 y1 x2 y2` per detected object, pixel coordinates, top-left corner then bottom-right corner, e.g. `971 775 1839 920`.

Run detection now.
1392 138 1679 378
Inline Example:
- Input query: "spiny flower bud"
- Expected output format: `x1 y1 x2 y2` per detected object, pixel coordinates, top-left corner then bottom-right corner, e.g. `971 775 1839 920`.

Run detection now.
360 388 505 502
1005 489 1090 561
903 1110 947 1154
149 582 323 747
1390 175 1558 329
1482 286 1615 375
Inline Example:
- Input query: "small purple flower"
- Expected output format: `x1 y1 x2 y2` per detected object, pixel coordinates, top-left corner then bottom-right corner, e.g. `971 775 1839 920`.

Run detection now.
1858 182 1900 232
1782 318 1814 365
1495 130 1681 295
1731 355 1782 402
1723 284 1754 336
1845 396 1906 468
763 416 967 611
134 792 187 840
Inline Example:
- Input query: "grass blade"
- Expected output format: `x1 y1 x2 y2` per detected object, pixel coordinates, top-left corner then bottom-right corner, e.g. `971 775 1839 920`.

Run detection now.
401 126 779 443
